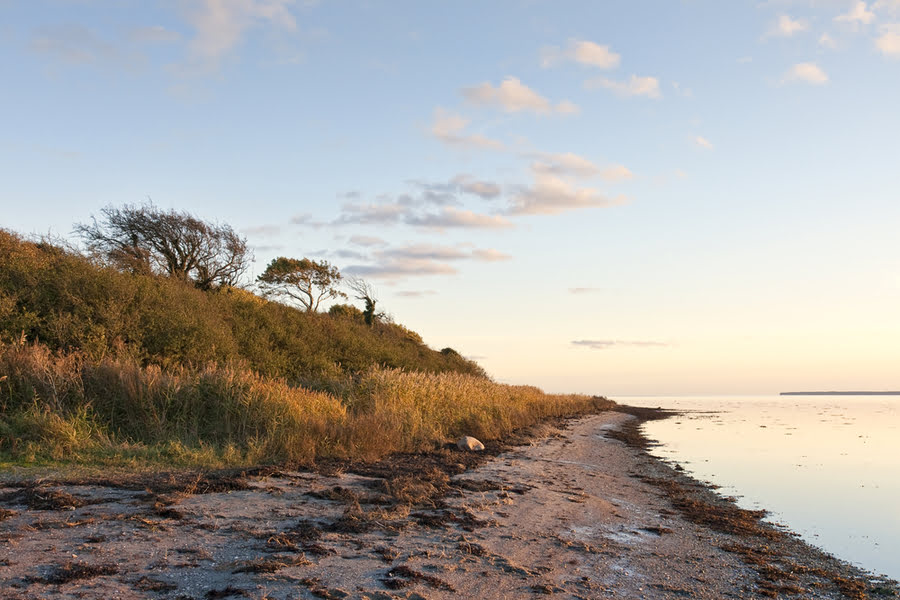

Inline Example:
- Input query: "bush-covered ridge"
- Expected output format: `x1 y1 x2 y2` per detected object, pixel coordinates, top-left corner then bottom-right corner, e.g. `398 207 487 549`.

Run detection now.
0 229 484 383
0 228 609 468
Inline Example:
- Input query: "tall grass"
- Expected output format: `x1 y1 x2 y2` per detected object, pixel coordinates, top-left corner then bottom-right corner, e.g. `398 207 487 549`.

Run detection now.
344 369 605 457
0 338 610 468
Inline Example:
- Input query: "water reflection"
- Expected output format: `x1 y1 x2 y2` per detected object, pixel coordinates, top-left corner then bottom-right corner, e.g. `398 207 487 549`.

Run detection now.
618 395 900 580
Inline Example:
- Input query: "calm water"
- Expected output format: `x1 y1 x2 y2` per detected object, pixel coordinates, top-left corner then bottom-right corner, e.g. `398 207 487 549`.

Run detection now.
615 395 900 580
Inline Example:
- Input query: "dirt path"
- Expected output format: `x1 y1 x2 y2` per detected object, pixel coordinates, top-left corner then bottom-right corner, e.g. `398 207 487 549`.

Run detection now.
1 412 897 599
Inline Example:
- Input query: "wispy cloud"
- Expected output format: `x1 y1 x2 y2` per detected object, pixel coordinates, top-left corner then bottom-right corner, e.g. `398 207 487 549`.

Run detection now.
344 259 458 280
395 290 437 298
462 77 578 115
876 24 900 56
471 248 512 261
349 235 388 247
541 39 621 69
399 187 456 207
530 152 634 182
600 165 635 182
335 202 411 226
783 61 829 84
345 242 511 280
508 172 625 216
378 244 469 262
769 14 810 37
555 100 581 115
405 175 503 204
694 136 714 150
321 180 512 232
378 243 510 263
819 32 838 47
835 1 876 26
572 340 671 350
179 0 298 68
405 207 514 229
430 108 504 150
532 152 601 178
454 175 502 199
587 75 661 99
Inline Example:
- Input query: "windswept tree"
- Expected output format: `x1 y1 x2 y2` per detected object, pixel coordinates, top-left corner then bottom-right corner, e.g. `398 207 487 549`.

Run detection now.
347 276 379 326
75 203 251 290
257 257 346 312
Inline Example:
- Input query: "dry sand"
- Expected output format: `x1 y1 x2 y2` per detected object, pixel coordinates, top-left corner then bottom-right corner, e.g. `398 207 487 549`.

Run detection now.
1 411 897 599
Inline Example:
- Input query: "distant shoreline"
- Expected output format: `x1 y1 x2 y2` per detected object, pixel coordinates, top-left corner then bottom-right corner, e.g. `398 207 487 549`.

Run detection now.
780 391 900 396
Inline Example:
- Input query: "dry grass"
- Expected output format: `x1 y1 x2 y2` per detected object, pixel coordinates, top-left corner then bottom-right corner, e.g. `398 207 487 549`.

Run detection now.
0 338 609 470
340 368 604 459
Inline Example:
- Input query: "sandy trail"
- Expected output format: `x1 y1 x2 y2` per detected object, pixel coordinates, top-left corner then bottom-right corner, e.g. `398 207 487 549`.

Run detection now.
0 411 895 599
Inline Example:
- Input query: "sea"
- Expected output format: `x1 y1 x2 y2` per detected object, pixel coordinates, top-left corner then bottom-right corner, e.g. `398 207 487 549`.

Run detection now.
614 394 900 581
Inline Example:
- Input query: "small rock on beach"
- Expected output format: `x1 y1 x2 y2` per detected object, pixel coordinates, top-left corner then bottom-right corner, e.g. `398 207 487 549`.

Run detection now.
457 435 485 451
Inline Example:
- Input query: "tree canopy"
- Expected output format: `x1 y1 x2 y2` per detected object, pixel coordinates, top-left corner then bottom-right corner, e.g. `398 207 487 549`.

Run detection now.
75 203 250 290
257 257 346 312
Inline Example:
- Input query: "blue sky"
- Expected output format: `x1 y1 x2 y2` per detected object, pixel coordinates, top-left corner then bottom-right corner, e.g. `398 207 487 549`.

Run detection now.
2 0 899 394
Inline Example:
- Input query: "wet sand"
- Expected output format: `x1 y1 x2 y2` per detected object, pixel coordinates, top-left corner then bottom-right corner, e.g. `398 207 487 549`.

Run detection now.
1 411 897 599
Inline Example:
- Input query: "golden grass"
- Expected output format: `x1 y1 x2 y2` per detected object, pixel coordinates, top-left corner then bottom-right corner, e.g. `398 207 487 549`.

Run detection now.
342 368 602 458
0 338 607 469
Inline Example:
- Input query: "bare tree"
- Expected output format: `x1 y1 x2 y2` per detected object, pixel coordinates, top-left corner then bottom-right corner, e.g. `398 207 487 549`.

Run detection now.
347 276 379 326
257 257 346 312
75 203 251 289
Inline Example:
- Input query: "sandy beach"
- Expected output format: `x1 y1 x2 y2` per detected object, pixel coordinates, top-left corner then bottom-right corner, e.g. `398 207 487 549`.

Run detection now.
1 410 897 599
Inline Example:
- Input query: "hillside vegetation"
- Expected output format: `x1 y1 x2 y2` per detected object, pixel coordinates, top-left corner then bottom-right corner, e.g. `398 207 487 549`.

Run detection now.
0 228 609 469
0 229 484 383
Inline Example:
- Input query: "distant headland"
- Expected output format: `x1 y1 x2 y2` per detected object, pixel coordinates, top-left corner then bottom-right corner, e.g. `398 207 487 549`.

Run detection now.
780 391 900 396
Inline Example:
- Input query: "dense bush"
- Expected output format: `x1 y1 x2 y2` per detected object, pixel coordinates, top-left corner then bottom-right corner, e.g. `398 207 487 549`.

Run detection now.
0 229 486 383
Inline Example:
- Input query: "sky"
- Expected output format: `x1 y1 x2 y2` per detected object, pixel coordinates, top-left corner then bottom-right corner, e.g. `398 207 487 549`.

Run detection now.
1 0 899 395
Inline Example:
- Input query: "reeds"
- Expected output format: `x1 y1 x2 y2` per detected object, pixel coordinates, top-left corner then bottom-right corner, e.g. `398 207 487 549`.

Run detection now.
0 339 607 468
